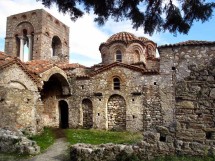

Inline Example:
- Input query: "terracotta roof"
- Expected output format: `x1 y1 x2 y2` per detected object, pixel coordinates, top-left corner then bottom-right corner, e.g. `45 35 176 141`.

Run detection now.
90 62 159 77
57 63 86 70
158 40 215 48
0 52 41 87
99 32 156 50
138 37 149 42
25 60 85 74
106 32 138 44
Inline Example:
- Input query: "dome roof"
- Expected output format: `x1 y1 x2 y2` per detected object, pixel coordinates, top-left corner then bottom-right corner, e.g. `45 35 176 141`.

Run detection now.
106 32 138 44
138 37 149 42
99 32 156 50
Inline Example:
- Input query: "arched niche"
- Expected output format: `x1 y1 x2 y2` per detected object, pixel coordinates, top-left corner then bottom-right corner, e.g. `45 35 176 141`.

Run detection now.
82 99 93 129
107 94 126 131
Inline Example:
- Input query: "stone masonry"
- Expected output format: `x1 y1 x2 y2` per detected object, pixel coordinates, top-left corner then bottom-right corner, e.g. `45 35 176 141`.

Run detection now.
0 9 214 158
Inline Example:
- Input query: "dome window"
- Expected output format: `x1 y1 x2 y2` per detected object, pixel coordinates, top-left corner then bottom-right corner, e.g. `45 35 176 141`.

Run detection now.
113 78 120 90
116 50 122 62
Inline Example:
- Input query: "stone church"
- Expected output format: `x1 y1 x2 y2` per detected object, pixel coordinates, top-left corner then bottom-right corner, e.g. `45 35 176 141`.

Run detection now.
0 8 215 145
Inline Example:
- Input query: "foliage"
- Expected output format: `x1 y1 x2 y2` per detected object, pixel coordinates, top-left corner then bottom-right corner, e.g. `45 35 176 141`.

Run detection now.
65 129 142 145
37 0 215 35
30 127 55 152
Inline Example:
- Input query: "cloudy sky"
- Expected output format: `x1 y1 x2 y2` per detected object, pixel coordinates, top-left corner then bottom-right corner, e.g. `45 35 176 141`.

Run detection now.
0 0 215 66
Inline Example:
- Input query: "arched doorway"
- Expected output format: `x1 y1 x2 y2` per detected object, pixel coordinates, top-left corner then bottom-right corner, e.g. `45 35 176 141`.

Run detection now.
40 73 70 127
59 100 69 129
107 94 126 131
82 99 93 129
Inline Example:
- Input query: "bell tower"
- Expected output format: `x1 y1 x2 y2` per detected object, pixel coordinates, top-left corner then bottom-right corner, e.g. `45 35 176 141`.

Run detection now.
5 9 69 63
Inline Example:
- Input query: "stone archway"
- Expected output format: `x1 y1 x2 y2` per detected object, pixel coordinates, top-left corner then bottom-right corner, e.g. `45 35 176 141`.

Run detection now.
40 73 70 127
82 99 93 129
59 100 69 129
107 94 126 131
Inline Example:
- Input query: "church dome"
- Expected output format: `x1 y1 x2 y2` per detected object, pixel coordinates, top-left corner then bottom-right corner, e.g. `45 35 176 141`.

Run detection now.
138 37 149 42
106 32 138 44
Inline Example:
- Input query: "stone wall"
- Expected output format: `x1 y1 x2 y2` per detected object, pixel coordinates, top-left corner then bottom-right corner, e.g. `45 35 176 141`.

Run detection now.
70 127 215 161
69 66 164 132
0 64 40 133
0 128 40 155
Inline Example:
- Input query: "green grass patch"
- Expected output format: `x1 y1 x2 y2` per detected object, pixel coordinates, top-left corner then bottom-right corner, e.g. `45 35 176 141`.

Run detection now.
65 129 142 145
30 127 55 152
152 155 215 161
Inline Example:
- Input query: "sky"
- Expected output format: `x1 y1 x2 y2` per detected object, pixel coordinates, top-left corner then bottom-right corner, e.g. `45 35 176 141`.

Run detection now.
0 0 215 67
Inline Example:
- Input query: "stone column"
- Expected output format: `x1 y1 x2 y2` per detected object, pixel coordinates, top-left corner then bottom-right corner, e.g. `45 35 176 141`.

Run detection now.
27 35 33 60
18 36 24 61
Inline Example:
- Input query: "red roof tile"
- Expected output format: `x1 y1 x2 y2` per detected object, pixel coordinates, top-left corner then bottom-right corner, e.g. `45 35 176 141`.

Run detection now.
25 60 86 74
158 40 215 48
90 62 159 77
0 52 41 87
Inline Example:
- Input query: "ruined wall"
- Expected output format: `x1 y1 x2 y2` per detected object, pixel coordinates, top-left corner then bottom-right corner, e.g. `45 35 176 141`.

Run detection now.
0 64 40 133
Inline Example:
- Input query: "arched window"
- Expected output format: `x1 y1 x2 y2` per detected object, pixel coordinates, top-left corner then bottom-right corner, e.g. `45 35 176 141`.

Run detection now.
113 78 120 90
134 50 140 62
52 36 62 56
116 50 122 62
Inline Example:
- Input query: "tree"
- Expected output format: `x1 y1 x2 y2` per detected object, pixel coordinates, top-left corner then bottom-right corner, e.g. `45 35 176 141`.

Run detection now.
37 0 215 35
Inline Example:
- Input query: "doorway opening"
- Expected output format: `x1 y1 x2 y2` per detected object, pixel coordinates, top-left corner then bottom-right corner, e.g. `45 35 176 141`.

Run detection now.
59 100 69 129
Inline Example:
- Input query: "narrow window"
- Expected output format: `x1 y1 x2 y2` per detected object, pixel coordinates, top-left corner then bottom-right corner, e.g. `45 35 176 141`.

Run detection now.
116 50 122 62
113 78 120 90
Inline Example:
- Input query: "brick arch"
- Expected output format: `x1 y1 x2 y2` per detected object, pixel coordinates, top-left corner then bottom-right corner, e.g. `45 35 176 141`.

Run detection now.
82 99 93 129
41 66 70 95
127 43 146 63
14 21 34 36
107 94 126 131
109 43 126 63
106 72 127 90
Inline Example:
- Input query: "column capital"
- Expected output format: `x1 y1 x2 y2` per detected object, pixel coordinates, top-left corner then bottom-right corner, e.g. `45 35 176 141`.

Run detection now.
27 34 32 38
18 36 24 40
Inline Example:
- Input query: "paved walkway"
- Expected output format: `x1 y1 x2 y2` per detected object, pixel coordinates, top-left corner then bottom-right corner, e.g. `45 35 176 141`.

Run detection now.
27 138 70 161
0 129 70 161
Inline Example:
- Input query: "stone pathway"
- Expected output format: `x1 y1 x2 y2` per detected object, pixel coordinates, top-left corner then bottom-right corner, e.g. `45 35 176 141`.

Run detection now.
26 138 69 161
0 129 70 161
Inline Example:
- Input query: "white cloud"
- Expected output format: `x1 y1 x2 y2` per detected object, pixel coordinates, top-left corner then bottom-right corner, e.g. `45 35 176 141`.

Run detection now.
0 0 168 66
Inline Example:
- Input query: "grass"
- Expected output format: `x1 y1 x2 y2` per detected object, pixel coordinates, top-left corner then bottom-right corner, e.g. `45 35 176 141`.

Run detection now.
30 127 55 152
152 155 215 161
65 129 143 145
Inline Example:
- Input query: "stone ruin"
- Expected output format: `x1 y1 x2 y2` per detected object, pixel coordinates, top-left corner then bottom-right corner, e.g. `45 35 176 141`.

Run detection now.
0 9 214 158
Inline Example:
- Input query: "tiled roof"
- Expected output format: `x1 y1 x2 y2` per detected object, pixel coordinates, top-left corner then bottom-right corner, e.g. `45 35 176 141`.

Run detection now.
57 63 86 70
0 52 41 87
99 32 156 50
158 40 215 48
25 60 54 74
25 60 85 74
90 62 159 77
106 32 138 44
138 37 149 42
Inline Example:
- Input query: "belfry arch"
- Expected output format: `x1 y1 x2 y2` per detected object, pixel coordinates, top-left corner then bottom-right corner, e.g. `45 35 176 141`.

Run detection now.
15 22 34 61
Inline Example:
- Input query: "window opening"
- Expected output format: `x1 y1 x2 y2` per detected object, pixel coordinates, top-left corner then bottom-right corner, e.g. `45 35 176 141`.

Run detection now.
116 50 122 62
113 78 120 90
